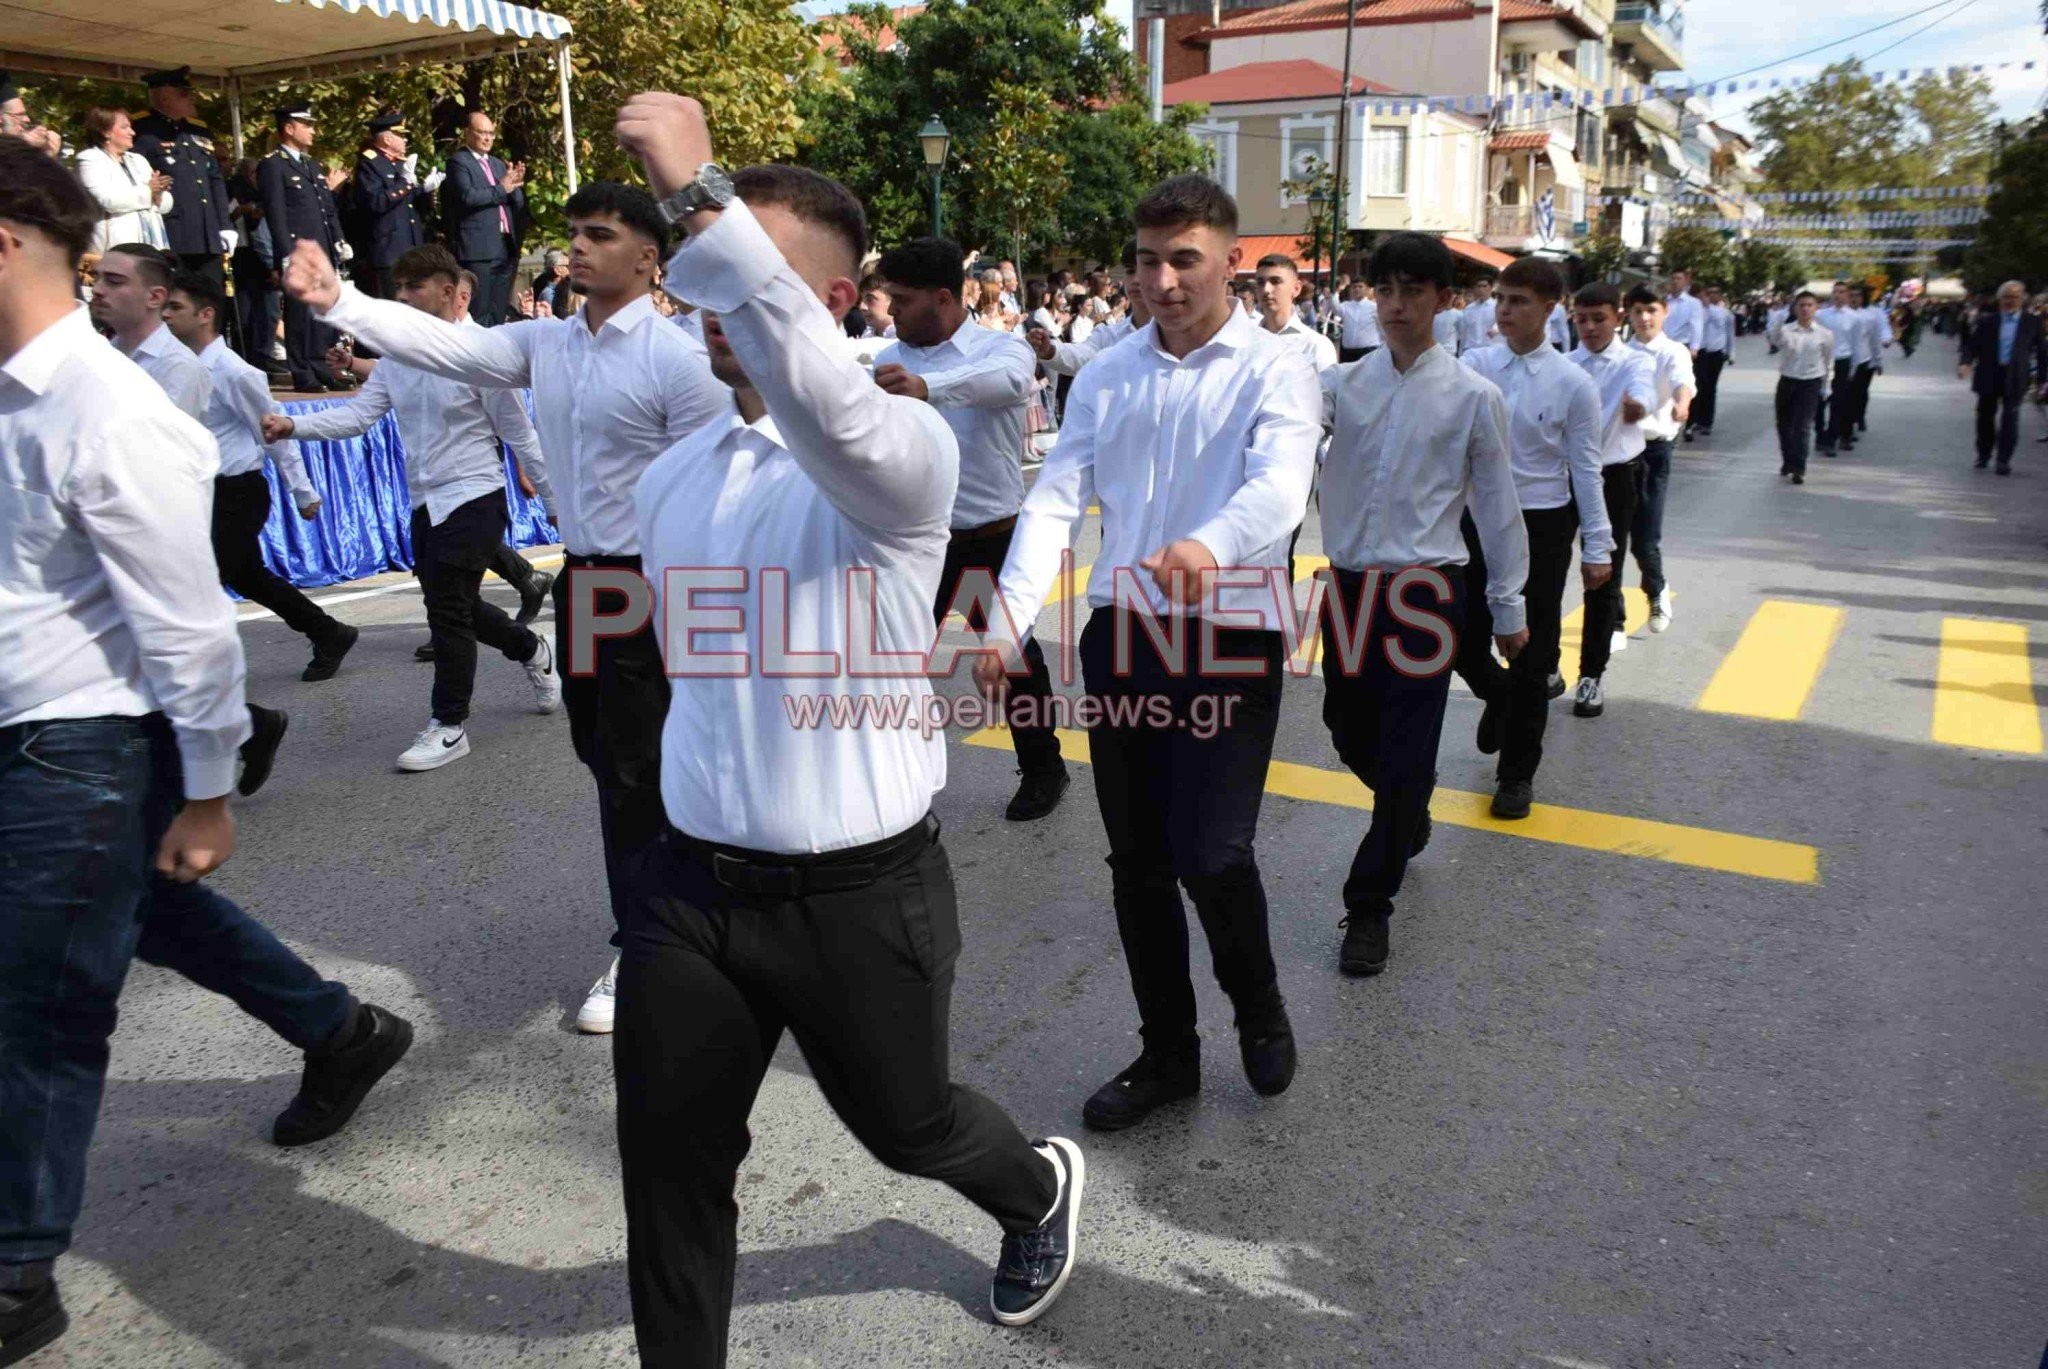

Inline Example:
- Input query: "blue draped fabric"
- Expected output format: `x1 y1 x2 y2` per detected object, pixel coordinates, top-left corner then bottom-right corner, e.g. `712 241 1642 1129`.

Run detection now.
256 394 559 589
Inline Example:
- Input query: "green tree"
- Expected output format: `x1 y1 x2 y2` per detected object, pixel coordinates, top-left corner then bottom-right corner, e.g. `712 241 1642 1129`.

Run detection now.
1963 117 2048 292
1656 224 1729 284
1282 153 1336 267
1726 239 1804 298
1578 231 1629 283
981 81 1069 266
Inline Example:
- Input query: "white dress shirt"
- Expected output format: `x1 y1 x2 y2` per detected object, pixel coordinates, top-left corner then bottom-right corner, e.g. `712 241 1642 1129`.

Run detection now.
76 145 171 253
875 317 1035 530
1320 344 1527 633
1547 302 1571 348
1569 336 1656 466
1462 341 1614 564
1 307 248 799
1662 291 1703 349
1042 314 1134 377
1699 303 1735 354
125 322 211 423
1458 297 1498 353
320 287 726 556
1629 331 1696 442
1855 305 1894 366
289 320 552 526
638 199 957 854
1266 312 1339 373
1433 309 1461 353
1814 305 1859 360
1767 305 1789 335
1336 298 1381 349
1769 319 1835 390
999 308 1320 638
194 336 317 511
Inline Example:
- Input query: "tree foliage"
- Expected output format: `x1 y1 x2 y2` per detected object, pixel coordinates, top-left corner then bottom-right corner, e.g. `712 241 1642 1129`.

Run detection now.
1963 117 2048 292
1578 231 1629 283
1281 154 1337 268
982 81 1070 266
1655 225 1728 282
1726 239 1806 298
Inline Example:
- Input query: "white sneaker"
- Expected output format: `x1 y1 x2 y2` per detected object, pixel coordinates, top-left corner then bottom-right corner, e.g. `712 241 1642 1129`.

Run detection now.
1573 675 1605 718
525 637 562 714
1610 629 1629 654
396 719 469 772
1648 590 1673 634
576 957 619 1034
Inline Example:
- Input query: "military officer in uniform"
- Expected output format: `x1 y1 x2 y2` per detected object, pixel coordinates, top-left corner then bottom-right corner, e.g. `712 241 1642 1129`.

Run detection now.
131 68 233 293
353 110 442 299
259 102 347 392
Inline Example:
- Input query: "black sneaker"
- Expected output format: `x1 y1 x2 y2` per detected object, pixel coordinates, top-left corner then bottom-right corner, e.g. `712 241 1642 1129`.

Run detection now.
1545 672 1566 701
1475 693 1507 756
516 569 554 626
1338 910 1390 977
237 705 289 798
1005 765 1071 822
1237 1004 1295 1097
990 1137 1085 1327
1975 456 1991 469
1996 463 2012 476
0 1280 67 1367
1081 1051 1199 1132
273 1003 413 1146
1491 779 1534 820
1410 811 1433 859
414 640 437 662
1792 473 1805 485
302 623 360 683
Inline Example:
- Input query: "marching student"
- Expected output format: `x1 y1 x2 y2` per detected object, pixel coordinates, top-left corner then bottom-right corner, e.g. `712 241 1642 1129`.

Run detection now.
1335 277 1381 361
1457 257 1610 820
980 174 1321 1131
1433 296 1461 354
1252 252 1338 372
0 141 411 1365
265 245 562 773
1661 267 1701 358
1624 285 1694 638
1318 232 1527 970
1687 283 1733 441
873 236 1070 821
1849 284 1893 440
1767 290 1832 484
1766 295 1789 352
1547 298 1572 352
93 244 361 684
613 93 1084 1362
1566 282 1655 720
1813 281 1860 455
1458 273 1498 356
283 180 728 1038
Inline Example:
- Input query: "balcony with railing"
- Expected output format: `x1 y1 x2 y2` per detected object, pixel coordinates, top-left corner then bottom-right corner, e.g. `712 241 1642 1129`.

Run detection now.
1613 1 1683 70
1484 187 1587 244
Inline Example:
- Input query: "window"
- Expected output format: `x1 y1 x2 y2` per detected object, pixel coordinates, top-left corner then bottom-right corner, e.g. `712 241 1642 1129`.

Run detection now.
1279 115 1334 207
1366 127 1407 196
1193 121 1239 198
1577 39 1607 87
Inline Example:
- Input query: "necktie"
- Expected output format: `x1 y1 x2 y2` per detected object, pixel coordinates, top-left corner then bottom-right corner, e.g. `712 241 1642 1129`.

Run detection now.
479 152 510 236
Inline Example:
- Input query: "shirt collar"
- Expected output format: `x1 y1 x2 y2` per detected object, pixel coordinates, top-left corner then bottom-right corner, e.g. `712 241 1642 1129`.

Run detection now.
1578 335 1628 363
1 305 95 397
593 293 656 338
1269 313 1314 337
129 322 179 360
1389 341 1452 382
1150 305 1261 362
901 316 979 358
199 334 230 366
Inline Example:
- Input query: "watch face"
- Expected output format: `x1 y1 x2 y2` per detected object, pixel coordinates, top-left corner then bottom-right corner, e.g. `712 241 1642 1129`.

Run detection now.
699 163 734 204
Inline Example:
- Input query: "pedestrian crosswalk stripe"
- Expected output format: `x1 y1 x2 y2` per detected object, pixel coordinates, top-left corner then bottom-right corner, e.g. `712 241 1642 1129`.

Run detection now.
1697 601 1844 721
962 728 1820 885
1931 618 2042 755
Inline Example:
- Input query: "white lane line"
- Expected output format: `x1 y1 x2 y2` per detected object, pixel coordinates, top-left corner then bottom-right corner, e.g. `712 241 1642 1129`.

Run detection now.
1533 1355 1614 1369
237 553 565 622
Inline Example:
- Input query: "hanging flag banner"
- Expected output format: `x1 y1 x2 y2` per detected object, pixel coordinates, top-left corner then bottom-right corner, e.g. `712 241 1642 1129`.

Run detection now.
1646 208 1989 230
1596 185 1991 206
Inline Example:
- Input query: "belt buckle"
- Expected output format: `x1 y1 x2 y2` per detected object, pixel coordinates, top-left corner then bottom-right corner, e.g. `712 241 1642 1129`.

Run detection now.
711 851 801 898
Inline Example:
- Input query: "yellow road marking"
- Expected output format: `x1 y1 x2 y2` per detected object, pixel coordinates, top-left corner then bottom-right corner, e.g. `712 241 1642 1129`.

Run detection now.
1931 618 2043 755
1558 587 1653 688
1046 561 1093 608
1697 601 1844 721
963 727 1819 885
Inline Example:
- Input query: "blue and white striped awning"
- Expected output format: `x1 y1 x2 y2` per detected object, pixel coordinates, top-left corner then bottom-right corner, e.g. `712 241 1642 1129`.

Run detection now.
288 0 572 43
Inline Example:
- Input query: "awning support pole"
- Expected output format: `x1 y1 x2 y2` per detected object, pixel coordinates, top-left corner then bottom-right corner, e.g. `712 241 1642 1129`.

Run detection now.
229 79 244 160
556 39 578 194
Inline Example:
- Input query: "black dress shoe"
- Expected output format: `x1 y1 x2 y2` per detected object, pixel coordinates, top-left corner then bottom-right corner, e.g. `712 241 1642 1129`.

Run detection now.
273 1003 414 1146
415 640 437 662
990 1137 1085 1327
1976 456 1991 468
1338 910 1391 977
1792 473 1805 484
1237 1005 1296 1097
322 376 355 392
1997 464 2013 476
1081 1051 1199 1132
1491 779 1534 820
238 705 289 797
293 381 329 394
516 568 554 626
1005 765 1071 822
1545 673 1566 701
1409 811 1433 859
0 1280 67 1367
302 623 360 682
1475 694 1507 756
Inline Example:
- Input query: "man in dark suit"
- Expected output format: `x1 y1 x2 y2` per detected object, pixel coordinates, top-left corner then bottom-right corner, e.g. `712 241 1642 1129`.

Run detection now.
1958 279 2047 475
440 109 525 325
353 109 439 299
258 102 348 392
131 67 233 297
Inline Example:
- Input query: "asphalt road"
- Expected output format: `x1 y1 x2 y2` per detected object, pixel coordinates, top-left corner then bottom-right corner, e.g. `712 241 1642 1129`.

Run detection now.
43 334 2048 1368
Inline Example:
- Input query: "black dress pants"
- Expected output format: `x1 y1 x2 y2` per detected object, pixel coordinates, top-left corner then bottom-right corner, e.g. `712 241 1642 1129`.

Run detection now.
932 519 1061 774
1578 458 1641 681
1976 372 2023 467
1320 564 1462 915
1817 358 1854 448
412 494 539 727
556 555 671 932
1454 505 1577 786
1080 608 1287 1058
1775 376 1822 475
210 472 342 644
1691 349 1727 429
614 816 1056 1368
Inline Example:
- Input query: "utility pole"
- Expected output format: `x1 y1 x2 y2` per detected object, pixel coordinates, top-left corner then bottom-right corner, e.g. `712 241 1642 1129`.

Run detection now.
1329 0 1360 277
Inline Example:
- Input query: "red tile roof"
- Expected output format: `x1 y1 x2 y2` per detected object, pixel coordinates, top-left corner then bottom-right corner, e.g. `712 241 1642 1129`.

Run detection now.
1163 60 1401 106
817 4 923 60
1490 131 1555 152
1500 0 1598 34
1192 0 1591 42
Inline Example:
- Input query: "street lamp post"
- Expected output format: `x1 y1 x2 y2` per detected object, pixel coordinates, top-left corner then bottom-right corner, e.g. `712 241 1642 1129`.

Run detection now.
920 115 951 239
1310 187 1330 311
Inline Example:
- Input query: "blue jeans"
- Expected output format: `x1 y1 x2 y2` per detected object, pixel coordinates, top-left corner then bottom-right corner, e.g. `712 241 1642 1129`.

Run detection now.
0 715 353 1289
1631 438 1673 602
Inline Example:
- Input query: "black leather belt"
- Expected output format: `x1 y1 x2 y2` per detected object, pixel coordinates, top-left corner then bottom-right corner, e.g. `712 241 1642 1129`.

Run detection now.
672 812 940 898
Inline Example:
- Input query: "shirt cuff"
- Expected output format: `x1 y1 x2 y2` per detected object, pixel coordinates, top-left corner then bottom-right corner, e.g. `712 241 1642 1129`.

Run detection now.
320 281 368 327
179 738 241 802
665 200 781 316
1184 513 1242 573
1488 595 1526 638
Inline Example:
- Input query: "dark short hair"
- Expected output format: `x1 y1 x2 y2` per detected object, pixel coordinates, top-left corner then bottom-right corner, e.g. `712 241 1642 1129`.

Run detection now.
1365 232 1454 293
169 268 227 323
82 107 128 150
564 181 670 257
0 136 98 265
1624 284 1662 310
105 242 175 293
1794 290 1818 303
876 237 965 294
1254 253 1298 276
1133 174 1238 236
1121 240 1138 272
1498 256 1565 304
460 268 479 292
1574 281 1622 312
393 243 462 288
732 164 868 273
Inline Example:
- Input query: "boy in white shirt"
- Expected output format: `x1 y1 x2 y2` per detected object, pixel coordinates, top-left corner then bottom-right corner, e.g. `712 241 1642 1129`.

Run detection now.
1624 285 1694 637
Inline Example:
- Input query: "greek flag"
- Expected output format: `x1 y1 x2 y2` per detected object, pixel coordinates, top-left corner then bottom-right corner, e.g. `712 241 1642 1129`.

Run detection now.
1536 188 1556 243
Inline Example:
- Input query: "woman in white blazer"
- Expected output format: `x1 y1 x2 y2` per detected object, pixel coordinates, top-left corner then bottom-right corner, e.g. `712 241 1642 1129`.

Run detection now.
75 106 171 254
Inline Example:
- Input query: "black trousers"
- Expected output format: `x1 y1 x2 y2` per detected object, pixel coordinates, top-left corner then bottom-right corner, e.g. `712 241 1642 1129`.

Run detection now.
492 542 539 593
412 494 539 727
1849 362 1875 432
462 245 516 325
1817 358 1854 448
1339 345 1378 363
614 816 1056 1368
1692 349 1727 430
1976 373 2024 466
932 520 1061 774
236 284 280 371
1321 564 1462 915
210 472 341 644
1080 608 1287 1057
1775 376 1822 475
1454 506 1577 786
556 554 671 932
1578 459 1641 681
360 265 397 300
282 291 336 391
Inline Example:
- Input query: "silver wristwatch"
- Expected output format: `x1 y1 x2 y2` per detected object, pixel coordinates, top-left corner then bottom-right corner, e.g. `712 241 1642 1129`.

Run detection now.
656 163 735 227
